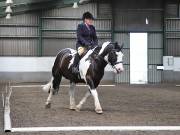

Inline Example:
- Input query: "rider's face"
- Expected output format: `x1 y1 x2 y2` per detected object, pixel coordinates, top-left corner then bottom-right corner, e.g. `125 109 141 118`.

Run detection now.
84 18 93 25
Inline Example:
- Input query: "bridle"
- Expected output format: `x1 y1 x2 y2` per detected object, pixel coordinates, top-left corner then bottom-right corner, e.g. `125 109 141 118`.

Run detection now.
111 61 123 66
108 49 123 68
90 46 123 68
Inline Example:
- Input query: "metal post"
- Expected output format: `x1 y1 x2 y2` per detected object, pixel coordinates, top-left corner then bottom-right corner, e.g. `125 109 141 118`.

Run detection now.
162 0 166 83
163 0 166 57
38 10 43 56
111 1 115 42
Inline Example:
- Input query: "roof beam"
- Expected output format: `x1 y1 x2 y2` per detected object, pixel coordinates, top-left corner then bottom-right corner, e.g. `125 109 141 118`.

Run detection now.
63 0 79 4
0 0 53 8
0 0 71 18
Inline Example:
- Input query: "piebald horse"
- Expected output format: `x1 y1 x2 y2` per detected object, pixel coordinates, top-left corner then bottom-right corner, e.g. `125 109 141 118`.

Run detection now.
43 41 124 114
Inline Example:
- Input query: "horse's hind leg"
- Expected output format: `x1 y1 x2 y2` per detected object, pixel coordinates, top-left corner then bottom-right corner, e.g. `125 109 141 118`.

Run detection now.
45 75 62 108
45 88 53 108
69 82 76 110
52 74 62 95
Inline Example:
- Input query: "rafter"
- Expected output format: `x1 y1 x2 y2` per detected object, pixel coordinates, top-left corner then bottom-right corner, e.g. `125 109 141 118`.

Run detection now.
0 0 83 18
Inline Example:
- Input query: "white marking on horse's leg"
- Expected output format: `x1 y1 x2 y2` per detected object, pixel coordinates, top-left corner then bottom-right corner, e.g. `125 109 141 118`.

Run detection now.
69 83 76 110
42 77 53 93
91 90 103 114
76 91 91 111
45 88 53 108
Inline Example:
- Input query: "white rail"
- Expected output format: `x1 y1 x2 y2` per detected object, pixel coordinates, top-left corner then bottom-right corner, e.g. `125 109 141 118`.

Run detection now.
4 86 12 132
11 126 180 132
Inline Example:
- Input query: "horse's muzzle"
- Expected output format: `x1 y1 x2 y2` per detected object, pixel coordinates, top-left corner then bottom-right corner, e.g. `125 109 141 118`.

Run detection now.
115 67 123 74
113 63 124 74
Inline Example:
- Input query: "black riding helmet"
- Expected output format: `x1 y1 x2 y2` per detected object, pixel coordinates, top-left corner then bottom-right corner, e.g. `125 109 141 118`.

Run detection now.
82 12 94 20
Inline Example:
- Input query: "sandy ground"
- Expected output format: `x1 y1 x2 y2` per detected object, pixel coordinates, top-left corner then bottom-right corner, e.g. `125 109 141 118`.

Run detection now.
0 82 180 135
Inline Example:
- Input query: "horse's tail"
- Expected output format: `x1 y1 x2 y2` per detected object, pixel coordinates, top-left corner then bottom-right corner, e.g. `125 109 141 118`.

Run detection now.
42 77 53 93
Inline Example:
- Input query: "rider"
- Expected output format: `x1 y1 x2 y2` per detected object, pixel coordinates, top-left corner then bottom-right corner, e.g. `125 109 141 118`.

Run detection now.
72 12 98 75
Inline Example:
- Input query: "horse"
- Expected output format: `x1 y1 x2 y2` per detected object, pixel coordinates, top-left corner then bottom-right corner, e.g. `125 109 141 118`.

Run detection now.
43 41 124 114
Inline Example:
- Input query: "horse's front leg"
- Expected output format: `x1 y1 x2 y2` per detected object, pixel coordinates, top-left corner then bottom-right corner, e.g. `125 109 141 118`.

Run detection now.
69 82 76 110
75 87 102 114
87 76 103 114
91 89 103 114
45 88 53 108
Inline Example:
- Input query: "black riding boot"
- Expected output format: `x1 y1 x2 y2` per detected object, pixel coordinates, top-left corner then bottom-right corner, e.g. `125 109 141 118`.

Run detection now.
72 53 80 75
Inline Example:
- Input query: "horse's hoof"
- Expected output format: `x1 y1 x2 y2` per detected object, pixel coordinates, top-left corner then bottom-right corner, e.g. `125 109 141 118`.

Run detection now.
75 105 81 112
53 89 59 95
53 91 58 95
69 106 76 110
95 109 103 114
45 103 51 109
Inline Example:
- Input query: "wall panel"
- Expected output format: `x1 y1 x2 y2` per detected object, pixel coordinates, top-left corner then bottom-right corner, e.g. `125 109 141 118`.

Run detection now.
0 13 39 56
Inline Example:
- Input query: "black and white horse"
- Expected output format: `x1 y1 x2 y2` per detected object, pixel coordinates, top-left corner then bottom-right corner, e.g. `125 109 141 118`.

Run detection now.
43 41 124 114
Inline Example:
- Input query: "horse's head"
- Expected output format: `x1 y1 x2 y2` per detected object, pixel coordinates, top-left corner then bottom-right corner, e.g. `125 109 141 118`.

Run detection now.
98 42 124 74
107 42 124 74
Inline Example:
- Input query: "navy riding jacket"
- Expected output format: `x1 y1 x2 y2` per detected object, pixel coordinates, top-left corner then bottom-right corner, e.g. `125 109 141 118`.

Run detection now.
76 23 98 49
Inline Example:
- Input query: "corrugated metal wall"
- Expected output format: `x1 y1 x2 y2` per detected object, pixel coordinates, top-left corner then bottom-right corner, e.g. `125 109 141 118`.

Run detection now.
163 1 180 83
97 2 112 18
148 33 163 83
165 2 179 18
0 39 38 56
113 0 163 83
0 13 39 25
0 13 39 56
165 18 180 56
164 1 180 56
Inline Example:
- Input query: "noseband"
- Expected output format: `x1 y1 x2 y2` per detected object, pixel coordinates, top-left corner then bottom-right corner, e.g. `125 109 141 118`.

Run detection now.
112 61 123 66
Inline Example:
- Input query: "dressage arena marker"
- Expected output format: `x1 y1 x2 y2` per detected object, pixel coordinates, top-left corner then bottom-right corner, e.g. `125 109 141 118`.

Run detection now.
4 85 12 132
2 92 4 107
4 84 180 132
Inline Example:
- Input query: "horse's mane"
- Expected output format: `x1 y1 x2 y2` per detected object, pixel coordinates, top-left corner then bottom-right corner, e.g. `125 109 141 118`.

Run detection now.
89 46 101 59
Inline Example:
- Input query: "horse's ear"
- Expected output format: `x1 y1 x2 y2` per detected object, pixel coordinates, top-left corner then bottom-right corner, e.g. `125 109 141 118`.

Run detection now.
119 43 124 50
114 42 118 47
113 42 123 51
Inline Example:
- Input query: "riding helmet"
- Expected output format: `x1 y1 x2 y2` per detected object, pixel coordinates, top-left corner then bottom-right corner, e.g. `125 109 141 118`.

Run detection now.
82 12 94 20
